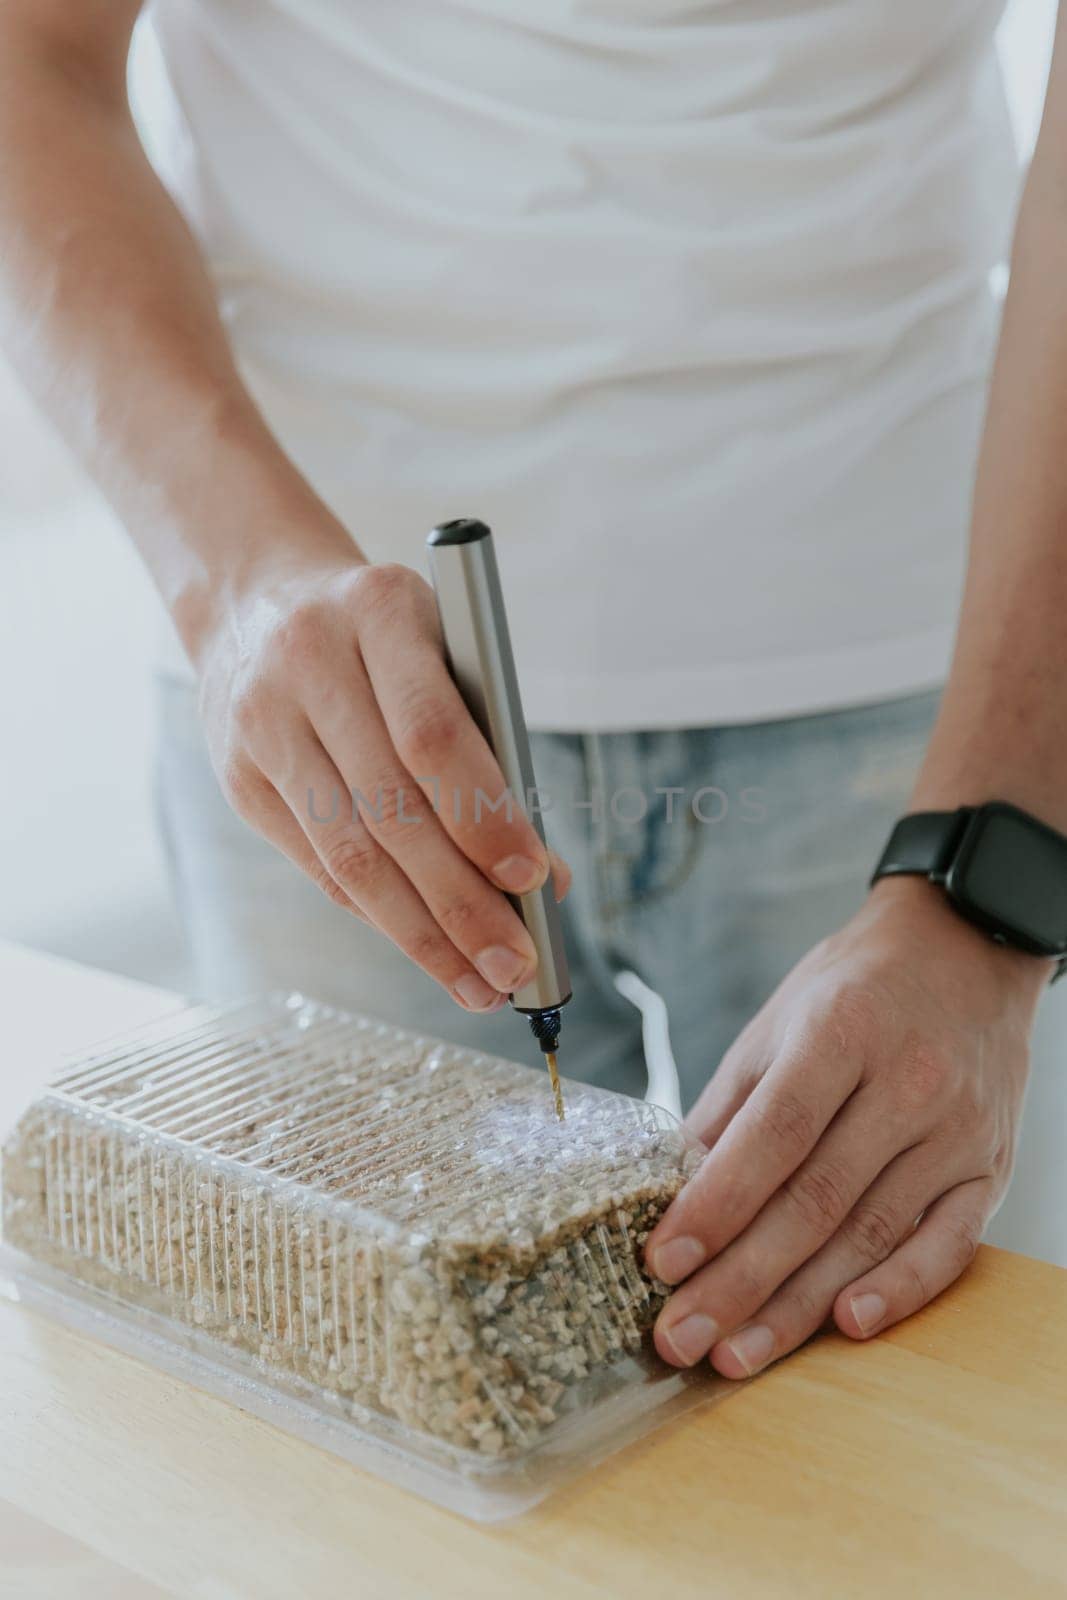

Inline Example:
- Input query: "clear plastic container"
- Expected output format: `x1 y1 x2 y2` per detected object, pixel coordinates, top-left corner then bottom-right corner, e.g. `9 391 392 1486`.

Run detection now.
1 995 723 1519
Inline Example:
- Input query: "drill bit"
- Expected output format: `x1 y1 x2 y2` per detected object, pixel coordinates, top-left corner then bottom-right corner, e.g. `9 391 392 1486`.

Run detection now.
525 1007 565 1121
545 1051 565 1122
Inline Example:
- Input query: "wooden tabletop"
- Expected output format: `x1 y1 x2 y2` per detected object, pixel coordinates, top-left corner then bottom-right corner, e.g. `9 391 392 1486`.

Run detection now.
2 944 1066 1600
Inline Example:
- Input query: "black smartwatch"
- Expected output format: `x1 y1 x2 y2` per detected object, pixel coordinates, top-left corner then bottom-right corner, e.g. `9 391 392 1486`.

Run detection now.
871 801 1067 981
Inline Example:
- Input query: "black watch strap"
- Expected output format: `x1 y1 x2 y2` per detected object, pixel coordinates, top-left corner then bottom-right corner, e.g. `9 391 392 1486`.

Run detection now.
872 807 1067 983
870 810 973 885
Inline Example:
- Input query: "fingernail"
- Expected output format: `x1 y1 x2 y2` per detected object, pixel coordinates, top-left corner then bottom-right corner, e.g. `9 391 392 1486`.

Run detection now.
850 1292 887 1335
648 1235 706 1285
453 973 503 1011
475 945 532 992
723 1323 776 1375
660 1313 718 1366
492 854 546 893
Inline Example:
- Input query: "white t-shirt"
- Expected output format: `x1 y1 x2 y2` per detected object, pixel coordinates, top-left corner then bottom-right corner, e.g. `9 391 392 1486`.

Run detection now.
141 0 1019 731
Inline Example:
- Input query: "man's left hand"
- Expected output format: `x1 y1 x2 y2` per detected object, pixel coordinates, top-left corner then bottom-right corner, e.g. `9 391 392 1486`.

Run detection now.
647 876 1047 1377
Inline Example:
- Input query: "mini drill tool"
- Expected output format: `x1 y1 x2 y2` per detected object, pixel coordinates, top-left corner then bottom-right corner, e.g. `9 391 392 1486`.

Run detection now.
428 519 572 1119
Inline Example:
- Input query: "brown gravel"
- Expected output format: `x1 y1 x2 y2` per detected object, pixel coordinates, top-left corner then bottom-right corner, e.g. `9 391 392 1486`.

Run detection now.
2 998 700 1459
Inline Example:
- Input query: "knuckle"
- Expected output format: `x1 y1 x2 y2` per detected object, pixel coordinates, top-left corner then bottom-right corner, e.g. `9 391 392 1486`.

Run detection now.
893 1040 954 1116
230 686 266 742
944 1211 981 1276
778 1276 825 1331
991 1133 1016 1178
352 562 414 619
406 926 448 973
219 757 258 817
324 832 382 893
822 983 881 1053
842 1199 901 1265
783 1161 852 1235
363 777 424 839
754 1088 818 1158
395 695 463 769
899 1256 930 1309
437 894 487 946
273 602 328 669
718 1259 768 1325
944 1080 986 1142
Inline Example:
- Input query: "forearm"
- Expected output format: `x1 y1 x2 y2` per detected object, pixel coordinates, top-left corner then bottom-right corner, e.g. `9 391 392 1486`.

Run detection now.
0 6 356 664
913 20 1067 828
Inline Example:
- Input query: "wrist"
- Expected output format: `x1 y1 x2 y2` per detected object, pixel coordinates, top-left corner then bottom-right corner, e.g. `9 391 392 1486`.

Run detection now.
161 442 362 669
865 874 1050 1012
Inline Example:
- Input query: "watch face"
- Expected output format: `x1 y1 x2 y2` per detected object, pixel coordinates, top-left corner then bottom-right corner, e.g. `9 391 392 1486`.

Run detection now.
950 804 1067 953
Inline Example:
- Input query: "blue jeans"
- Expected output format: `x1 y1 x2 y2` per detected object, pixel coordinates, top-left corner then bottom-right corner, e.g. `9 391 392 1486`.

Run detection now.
155 679 1067 1264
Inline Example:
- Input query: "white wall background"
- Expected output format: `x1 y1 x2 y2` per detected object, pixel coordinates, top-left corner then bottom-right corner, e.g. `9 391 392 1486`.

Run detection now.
0 0 1059 993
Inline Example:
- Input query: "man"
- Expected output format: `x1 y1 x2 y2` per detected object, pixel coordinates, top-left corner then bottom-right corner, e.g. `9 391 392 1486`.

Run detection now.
1 0 1064 1383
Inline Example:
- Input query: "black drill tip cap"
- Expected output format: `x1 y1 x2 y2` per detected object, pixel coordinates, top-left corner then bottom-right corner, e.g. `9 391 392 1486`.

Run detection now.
427 519 491 547
526 1007 562 1054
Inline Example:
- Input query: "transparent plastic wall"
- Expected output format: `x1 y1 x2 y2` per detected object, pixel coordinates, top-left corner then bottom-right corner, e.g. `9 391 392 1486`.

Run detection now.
1 996 714 1517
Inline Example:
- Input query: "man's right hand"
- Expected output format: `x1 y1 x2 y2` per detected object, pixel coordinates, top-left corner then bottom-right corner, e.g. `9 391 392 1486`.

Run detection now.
0 4 567 1011
195 554 568 1012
